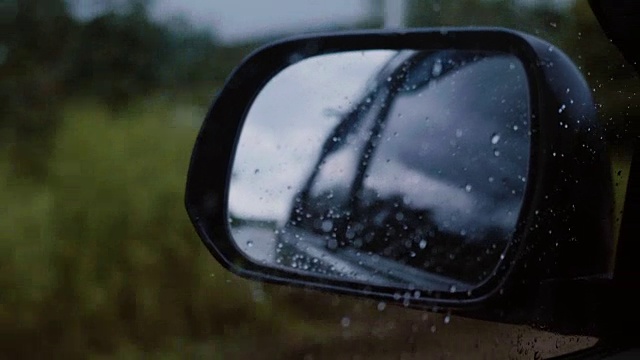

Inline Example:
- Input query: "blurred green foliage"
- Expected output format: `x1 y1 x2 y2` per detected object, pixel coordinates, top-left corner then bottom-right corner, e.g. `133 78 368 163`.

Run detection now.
0 0 229 180
0 99 347 358
1 0 638 358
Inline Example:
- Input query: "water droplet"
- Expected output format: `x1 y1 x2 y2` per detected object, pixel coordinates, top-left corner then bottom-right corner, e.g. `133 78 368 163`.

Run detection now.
444 314 451 324
341 317 351 328
491 133 501 144
449 285 457 293
488 176 495 183
321 220 333 232
550 22 557 28
419 240 427 249
465 184 472 192
327 239 338 250
509 63 516 70
430 325 437 333
377 302 387 311
493 149 500 157
558 104 566 113
455 129 463 138
246 241 254 248
513 125 519 131
432 60 443 76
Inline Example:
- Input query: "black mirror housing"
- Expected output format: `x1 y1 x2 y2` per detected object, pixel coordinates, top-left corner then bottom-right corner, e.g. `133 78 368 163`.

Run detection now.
184 28 614 334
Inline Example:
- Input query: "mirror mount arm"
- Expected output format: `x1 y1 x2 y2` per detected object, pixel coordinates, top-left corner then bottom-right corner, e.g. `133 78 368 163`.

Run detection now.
613 137 640 282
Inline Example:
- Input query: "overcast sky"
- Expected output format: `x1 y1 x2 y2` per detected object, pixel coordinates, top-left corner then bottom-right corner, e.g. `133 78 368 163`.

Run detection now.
153 0 372 43
71 0 574 44
69 0 373 43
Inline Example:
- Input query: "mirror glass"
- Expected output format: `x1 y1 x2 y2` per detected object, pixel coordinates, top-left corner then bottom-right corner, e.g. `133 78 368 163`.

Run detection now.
229 49 530 292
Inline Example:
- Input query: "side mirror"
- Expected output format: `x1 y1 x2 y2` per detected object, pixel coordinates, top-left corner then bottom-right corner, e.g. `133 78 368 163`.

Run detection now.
185 28 614 333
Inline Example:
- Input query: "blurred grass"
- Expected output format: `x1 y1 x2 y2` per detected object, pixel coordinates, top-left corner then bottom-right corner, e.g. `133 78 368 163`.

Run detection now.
0 98 607 359
0 98 316 358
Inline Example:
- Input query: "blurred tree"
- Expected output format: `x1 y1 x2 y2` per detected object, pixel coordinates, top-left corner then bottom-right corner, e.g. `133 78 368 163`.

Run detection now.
159 14 220 91
65 0 221 108
0 0 77 179
65 0 168 109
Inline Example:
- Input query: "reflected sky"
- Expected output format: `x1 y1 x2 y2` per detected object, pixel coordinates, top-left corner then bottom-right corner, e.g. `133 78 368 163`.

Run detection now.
229 51 395 220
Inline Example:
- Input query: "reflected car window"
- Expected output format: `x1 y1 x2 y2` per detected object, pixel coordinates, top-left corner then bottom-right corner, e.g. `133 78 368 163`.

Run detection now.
362 54 530 282
293 52 531 284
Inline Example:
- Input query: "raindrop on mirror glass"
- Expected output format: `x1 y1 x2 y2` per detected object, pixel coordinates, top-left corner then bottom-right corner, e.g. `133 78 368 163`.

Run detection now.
377 302 387 311
321 220 333 232
491 133 501 145
432 60 443 76
444 314 451 324
464 184 472 192
419 240 427 249
246 241 254 248
493 149 500 157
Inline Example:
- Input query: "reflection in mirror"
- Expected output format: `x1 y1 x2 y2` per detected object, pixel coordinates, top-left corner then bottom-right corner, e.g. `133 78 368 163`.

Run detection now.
229 49 530 292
